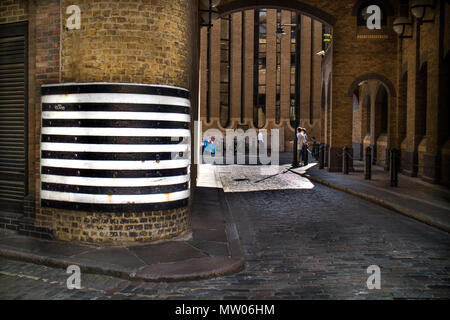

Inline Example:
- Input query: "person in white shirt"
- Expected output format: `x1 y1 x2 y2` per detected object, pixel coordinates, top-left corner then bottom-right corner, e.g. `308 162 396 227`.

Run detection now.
257 130 264 144
257 130 265 158
296 127 303 164
298 128 308 166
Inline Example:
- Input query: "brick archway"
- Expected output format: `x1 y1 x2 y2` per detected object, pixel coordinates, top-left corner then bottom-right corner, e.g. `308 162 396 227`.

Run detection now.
217 0 337 26
347 73 396 98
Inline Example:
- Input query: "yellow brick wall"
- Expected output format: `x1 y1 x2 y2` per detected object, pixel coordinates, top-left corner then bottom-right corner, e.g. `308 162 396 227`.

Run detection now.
0 0 27 24
55 207 189 245
61 0 192 87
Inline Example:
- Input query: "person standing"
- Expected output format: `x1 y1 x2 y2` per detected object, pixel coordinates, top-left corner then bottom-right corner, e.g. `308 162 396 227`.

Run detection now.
299 128 308 166
257 130 265 152
296 127 302 165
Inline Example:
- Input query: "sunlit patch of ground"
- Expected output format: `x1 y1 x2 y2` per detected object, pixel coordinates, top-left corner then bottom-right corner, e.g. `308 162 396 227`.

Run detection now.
196 163 317 192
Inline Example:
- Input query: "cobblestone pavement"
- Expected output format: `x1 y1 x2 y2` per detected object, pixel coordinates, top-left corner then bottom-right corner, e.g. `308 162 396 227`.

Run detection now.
1 183 449 299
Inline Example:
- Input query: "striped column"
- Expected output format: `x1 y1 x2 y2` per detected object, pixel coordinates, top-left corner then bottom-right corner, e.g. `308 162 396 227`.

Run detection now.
40 83 191 244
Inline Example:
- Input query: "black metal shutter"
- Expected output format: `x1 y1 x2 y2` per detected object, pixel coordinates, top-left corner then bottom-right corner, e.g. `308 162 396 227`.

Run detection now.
0 22 28 214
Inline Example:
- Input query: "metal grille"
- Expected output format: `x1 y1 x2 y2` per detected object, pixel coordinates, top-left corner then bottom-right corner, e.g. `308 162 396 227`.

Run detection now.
0 22 27 214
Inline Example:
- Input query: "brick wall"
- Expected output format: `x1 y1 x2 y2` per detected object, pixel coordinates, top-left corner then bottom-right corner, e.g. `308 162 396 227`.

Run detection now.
60 0 193 87
55 207 189 245
0 0 27 24
33 0 61 232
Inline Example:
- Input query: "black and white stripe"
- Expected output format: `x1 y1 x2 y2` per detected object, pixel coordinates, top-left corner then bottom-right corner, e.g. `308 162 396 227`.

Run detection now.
40 83 191 211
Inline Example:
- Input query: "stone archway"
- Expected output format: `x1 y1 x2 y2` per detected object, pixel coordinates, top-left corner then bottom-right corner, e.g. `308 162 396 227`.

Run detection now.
198 2 331 156
200 0 398 172
347 73 396 98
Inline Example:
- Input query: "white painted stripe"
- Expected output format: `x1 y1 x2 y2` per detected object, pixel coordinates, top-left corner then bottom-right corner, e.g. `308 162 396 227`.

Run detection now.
42 93 190 107
42 111 190 122
41 127 190 137
41 174 189 187
41 142 190 153
42 82 189 92
41 189 190 204
40 158 190 170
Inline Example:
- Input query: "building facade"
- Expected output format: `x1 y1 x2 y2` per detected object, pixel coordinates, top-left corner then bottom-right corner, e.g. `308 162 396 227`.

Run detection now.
199 8 324 151
351 0 449 186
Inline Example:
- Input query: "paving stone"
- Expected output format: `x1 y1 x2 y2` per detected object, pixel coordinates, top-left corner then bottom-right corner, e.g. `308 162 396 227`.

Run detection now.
128 242 206 265
192 228 228 243
0 181 449 299
187 240 230 257
73 247 145 270
0 236 95 257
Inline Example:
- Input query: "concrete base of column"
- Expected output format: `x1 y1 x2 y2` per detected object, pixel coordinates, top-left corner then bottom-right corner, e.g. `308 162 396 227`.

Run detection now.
401 150 418 177
324 145 329 167
421 153 441 184
327 146 354 173
370 144 377 165
49 206 190 245
352 142 363 161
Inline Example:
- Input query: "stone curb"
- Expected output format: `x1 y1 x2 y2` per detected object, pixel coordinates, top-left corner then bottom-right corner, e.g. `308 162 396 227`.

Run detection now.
0 247 245 282
0 188 246 282
303 173 450 234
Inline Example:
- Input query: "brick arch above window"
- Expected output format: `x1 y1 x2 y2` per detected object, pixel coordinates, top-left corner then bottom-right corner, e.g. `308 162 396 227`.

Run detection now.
347 73 396 98
217 0 337 26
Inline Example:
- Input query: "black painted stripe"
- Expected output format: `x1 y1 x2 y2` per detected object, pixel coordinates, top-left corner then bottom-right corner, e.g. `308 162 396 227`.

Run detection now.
41 166 188 178
42 135 184 144
42 182 189 195
42 103 190 114
41 198 189 212
41 151 186 161
41 84 190 99
42 119 189 129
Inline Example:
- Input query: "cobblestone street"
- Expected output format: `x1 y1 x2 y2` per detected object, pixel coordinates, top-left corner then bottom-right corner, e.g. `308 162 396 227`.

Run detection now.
1 182 449 300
